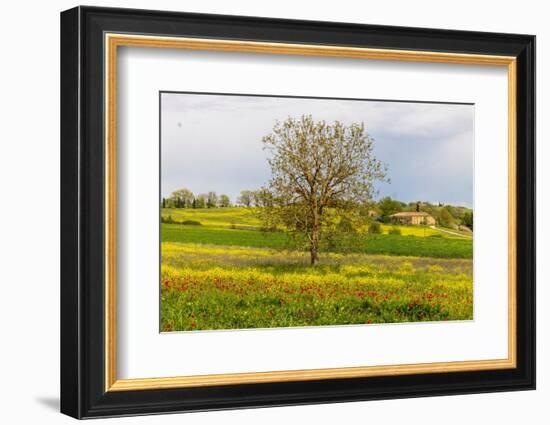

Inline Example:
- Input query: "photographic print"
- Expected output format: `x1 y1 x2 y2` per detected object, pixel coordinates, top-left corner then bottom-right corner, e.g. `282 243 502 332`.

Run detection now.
160 92 474 332
61 9 535 416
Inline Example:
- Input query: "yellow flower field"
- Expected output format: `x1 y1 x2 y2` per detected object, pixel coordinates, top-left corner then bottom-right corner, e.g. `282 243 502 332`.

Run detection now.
161 242 473 331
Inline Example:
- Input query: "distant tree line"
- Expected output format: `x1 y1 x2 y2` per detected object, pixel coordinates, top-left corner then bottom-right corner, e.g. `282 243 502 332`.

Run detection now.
162 188 273 209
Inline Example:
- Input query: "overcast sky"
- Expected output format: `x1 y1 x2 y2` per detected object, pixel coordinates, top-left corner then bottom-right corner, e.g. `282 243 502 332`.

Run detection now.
161 92 474 208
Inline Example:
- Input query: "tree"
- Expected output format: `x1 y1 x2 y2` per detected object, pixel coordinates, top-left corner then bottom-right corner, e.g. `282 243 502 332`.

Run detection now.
206 191 218 208
439 207 455 228
261 115 387 265
162 197 166 209
195 193 207 209
462 210 473 230
323 211 368 253
368 221 382 234
443 204 462 220
237 190 254 207
219 194 231 208
252 188 274 208
170 188 194 208
378 197 402 221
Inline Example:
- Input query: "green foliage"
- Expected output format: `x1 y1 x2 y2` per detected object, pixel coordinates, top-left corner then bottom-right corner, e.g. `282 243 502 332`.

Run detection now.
323 214 366 253
237 190 255 207
161 214 175 224
160 216 202 226
439 207 456 228
218 194 231 208
252 188 274 208
388 226 402 235
462 211 474 230
181 220 201 226
170 188 194 208
378 197 402 221
206 191 218 208
368 221 382 234
195 194 207 209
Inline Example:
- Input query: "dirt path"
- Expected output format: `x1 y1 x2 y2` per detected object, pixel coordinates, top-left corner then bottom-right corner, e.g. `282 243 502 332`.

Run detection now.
430 226 471 238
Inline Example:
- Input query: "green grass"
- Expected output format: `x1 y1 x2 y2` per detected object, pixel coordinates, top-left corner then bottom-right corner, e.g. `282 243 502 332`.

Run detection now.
161 223 472 259
162 223 291 249
161 243 473 331
358 234 472 258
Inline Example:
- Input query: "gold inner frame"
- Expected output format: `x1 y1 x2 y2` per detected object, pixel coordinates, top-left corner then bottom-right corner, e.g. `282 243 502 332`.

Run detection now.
104 33 517 392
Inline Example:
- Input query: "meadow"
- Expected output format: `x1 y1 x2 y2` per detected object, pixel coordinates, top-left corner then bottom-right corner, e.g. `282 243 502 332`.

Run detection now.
160 207 473 331
161 208 473 258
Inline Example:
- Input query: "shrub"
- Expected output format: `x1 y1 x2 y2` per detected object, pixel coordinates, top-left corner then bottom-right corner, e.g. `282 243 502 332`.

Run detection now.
462 211 474 231
181 220 201 226
161 215 175 224
368 221 382 234
439 207 455 228
388 227 401 235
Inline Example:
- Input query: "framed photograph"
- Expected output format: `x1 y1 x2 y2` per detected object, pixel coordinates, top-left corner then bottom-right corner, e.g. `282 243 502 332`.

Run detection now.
60 6 535 419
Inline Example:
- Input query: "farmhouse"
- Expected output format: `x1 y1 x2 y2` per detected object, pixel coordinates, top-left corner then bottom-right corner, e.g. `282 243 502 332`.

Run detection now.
390 211 436 226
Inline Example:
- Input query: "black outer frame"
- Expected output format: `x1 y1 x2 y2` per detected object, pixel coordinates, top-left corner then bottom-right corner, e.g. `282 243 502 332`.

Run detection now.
60 5 535 419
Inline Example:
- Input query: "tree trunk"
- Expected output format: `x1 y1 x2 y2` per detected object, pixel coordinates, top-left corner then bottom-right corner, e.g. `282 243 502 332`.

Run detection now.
310 243 318 265
308 204 322 266
310 224 319 266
